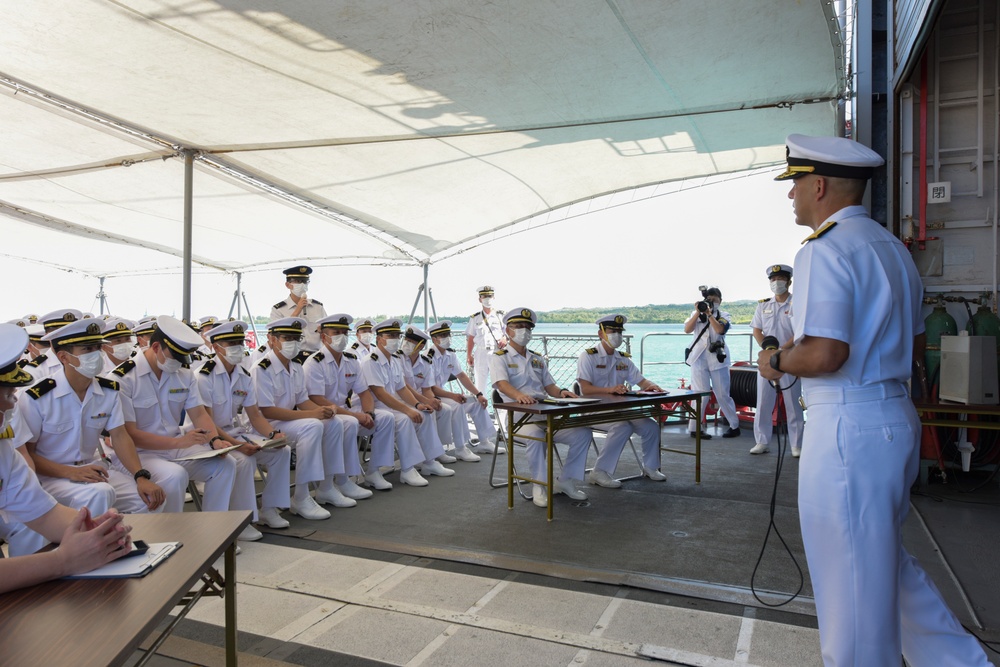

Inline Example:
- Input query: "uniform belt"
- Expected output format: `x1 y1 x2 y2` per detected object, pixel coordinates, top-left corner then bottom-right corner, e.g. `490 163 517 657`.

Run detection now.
803 381 908 406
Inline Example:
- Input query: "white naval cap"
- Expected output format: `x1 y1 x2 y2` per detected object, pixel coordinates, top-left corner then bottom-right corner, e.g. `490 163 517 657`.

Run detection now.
596 314 628 330
317 313 353 330
6 318 29 328
267 317 307 336
197 315 220 330
39 308 83 332
775 134 884 181
766 264 793 279
22 314 39 325
205 320 250 343
134 316 158 336
155 315 205 362
373 318 403 334
103 317 136 339
477 285 495 296
428 320 452 337
0 323 33 387
42 318 106 347
503 307 537 327
354 317 376 331
26 324 45 342
403 325 431 344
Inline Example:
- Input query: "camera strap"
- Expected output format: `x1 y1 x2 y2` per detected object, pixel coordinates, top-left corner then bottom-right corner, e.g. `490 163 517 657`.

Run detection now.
690 322 711 351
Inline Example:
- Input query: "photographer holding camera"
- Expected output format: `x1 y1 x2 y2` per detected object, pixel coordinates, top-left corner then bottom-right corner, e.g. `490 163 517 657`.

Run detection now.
683 286 741 439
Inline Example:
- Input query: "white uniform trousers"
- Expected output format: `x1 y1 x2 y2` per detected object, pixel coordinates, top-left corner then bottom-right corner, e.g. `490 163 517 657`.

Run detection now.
269 417 341 484
433 401 462 446
413 411 446 462
154 447 238 513
687 363 739 431
800 393 992 667
383 410 435 469
472 349 493 396
334 414 363 476
358 409 397 470
110 451 188 513
520 421 591 483
442 396 497 445
593 418 661 475
753 373 803 449
229 446 291 521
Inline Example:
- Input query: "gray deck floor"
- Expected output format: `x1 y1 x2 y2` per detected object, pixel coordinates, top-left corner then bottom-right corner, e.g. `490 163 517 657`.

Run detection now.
128 420 1000 666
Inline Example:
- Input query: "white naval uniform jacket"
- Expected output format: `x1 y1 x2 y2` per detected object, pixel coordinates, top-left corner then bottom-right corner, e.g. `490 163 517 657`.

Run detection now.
303 349 370 409
751 295 794 348
269 298 327 352
685 309 732 372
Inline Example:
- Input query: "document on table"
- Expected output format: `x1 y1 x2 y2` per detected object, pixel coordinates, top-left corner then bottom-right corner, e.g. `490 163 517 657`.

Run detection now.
237 434 286 449
541 397 602 405
65 542 182 580
172 444 242 461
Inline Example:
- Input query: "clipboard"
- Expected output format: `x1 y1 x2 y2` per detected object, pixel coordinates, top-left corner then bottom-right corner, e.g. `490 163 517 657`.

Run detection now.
540 397 602 406
172 444 242 461
65 541 182 579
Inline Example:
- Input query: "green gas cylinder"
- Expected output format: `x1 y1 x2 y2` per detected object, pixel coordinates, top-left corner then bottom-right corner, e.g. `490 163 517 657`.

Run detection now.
925 304 957 384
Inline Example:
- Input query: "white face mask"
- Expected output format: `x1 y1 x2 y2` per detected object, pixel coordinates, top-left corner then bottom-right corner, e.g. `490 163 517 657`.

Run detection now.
327 334 348 352
110 342 134 360
157 352 183 375
382 338 401 355
511 328 532 346
604 332 623 349
481 297 493 308
436 336 451 350
280 340 301 359
69 350 105 378
770 280 788 296
290 283 308 298
401 340 417 356
222 346 246 365
358 332 373 346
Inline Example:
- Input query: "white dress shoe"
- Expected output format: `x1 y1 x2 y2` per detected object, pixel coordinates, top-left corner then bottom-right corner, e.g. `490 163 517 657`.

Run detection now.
290 495 331 520
399 467 429 486
257 507 290 528
791 446 801 458
587 469 622 488
554 479 587 500
473 439 506 455
532 484 548 508
453 447 481 462
420 459 455 476
238 524 263 542
364 470 393 491
437 452 458 463
235 544 242 555
749 442 770 455
337 478 373 500
642 467 667 482
315 486 357 508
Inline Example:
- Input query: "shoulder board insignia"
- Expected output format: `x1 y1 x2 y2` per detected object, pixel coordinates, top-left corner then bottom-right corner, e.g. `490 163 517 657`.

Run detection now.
0 425 13 439
311 351 325 362
619 351 632 358
420 353 432 363
426 348 436 359
758 297 771 303
292 351 311 365
241 366 251 376
27 354 47 367
497 309 505 315
16 359 28 368
494 348 508 356
27 378 57 399
258 358 272 369
350 342 360 350
273 301 287 310
447 347 456 352
471 311 481 318
112 359 136 377
528 349 542 356
257 344 267 353
343 351 357 360
586 347 598 355
802 220 837 244
370 353 380 362
199 359 217 375
97 377 119 391
311 299 324 306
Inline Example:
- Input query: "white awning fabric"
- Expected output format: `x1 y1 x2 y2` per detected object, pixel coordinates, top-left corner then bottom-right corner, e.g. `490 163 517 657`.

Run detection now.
1 1 845 277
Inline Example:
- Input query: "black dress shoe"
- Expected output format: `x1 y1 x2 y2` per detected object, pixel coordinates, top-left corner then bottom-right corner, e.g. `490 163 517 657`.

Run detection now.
690 431 712 440
722 427 742 438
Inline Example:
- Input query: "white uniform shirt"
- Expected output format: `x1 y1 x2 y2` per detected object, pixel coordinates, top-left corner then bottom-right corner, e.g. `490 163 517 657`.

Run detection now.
113 352 203 437
24 353 61 380
269 298 328 351
465 310 504 354
303 350 369 408
403 353 436 392
194 358 256 431
360 349 407 410
751 295 794 346
793 205 924 390
489 348 554 401
18 367 125 465
0 439 58 525
577 345 644 388
252 350 309 410
686 308 733 371
427 347 463 387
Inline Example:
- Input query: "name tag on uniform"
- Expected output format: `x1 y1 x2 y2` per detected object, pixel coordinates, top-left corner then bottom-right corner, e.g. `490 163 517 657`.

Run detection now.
596 364 606 369
168 388 188 394
507 363 518 369
763 308 773 314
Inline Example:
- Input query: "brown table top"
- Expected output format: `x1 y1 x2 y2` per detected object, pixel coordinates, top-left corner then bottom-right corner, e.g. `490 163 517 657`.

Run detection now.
0 510 251 667
494 389 710 416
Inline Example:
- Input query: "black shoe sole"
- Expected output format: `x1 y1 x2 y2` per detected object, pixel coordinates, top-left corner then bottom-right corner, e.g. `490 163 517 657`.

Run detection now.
690 432 712 440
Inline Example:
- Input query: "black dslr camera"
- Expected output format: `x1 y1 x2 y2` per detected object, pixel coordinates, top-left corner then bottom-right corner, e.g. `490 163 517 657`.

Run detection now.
708 340 726 363
696 285 713 322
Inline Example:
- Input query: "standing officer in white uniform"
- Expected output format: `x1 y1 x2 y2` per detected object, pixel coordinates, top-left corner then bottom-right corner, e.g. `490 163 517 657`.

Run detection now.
750 265 804 457
576 314 667 487
111 316 236 514
684 288 741 439
465 285 506 395
195 320 294 537
759 134 993 667
270 266 327 352
428 320 501 458
304 313 396 491
489 308 592 508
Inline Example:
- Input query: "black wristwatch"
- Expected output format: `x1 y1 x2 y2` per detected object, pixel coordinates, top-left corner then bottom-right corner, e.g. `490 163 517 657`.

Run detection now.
268 430 281 439
209 435 223 448
134 468 151 482
365 411 376 418
475 392 483 397
770 350 783 372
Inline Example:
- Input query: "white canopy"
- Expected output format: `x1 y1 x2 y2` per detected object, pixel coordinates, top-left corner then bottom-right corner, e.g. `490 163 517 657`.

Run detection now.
1 1 844 277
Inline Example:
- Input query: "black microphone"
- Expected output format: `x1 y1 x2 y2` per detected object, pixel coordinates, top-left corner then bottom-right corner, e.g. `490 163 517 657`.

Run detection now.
760 336 781 389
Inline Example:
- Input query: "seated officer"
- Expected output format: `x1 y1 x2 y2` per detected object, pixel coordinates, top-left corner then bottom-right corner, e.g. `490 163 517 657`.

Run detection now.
111 316 236 514
426 320 501 459
23 324 47 365
101 317 137 375
133 316 157 351
350 317 377 357
25 308 83 380
196 321 294 538
304 313 395 491
0 328 132 590
399 325 460 466
270 266 327 352
253 317 353 518
489 308 592 508
576 314 667 488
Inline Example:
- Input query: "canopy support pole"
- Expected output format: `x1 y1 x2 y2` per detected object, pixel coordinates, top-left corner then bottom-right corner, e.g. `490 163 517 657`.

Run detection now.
406 262 438 329
182 149 195 323
96 276 109 315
